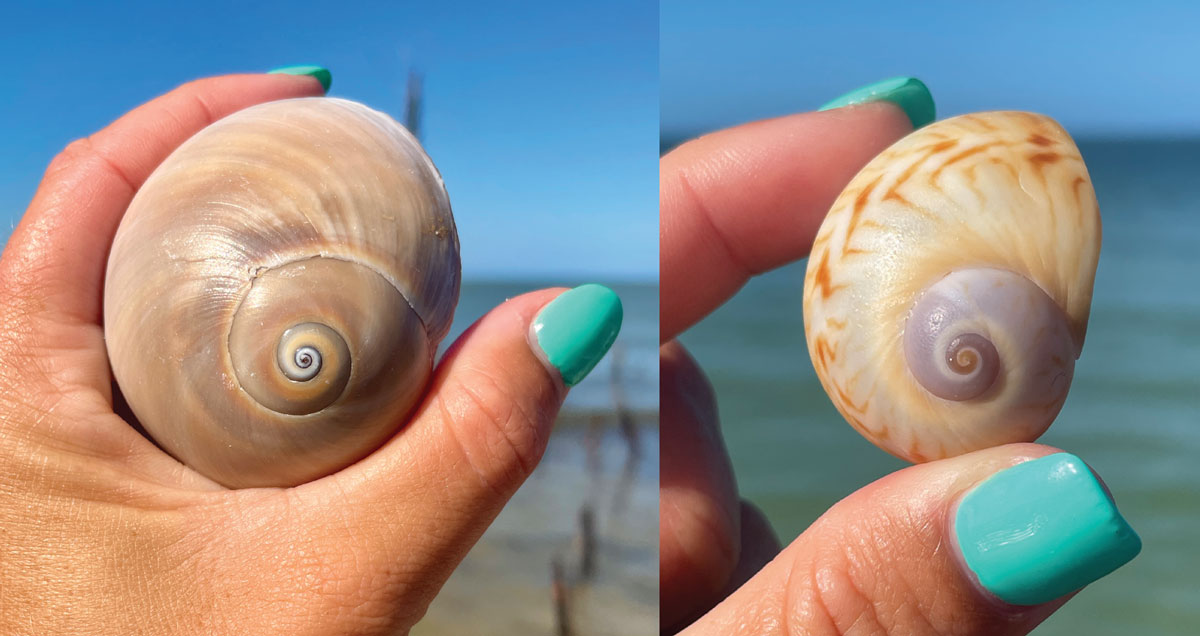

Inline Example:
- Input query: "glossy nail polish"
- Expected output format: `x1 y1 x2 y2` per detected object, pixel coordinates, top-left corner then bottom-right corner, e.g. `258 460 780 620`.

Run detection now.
819 76 935 128
529 284 623 386
953 453 1142 606
268 65 332 93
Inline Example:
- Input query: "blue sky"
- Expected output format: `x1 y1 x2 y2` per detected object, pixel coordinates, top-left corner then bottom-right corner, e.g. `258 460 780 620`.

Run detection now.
2 1 657 281
663 0 1200 140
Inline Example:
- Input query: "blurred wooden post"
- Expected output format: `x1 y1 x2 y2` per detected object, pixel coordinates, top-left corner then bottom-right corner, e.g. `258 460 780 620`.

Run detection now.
403 69 423 141
610 344 641 460
579 504 597 580
585 413 604 478
551 555 572 636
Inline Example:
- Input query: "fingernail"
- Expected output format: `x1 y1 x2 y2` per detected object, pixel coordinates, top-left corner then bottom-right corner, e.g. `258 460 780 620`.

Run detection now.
267 65 332 93
529 284 623 387
819 76 935 128
953 453 1142 606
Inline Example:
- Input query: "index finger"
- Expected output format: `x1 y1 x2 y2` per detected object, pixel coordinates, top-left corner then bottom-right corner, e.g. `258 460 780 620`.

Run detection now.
0 73 327 334
659 101 914 341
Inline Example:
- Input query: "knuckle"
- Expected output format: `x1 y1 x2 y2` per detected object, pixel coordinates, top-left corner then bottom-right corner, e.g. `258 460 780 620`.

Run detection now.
175 76 218 101
174 79 218 119
436 366 546 496
45 137 94 178
787 513 946 636
672 165 755 277
797 534 890 636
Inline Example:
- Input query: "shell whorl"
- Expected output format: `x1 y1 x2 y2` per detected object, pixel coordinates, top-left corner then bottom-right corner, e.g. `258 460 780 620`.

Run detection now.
902 267 1076 407
802 112 1100 463
104 98 460 488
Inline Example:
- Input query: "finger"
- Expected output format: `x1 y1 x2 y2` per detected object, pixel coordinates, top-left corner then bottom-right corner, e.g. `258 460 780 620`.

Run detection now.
685 445 1142 636
666 500 784 636
660 340 739 626
660 102 912 340
659 340 780 632
315 286 622 605
0 73 326 346
722 500 781 597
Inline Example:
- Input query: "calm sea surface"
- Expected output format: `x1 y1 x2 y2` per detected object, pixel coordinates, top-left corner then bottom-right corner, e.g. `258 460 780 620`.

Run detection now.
444 280 659 416
416 281 658 635
681 140 1200 635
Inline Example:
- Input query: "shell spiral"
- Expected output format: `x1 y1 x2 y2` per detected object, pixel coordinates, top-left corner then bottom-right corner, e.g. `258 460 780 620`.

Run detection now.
802 112 1100 463
104 98 460 488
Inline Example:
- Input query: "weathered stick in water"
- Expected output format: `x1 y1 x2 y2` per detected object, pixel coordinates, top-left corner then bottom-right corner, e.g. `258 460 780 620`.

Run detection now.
610 344 641 460
551 555 572 636
578 504 597 581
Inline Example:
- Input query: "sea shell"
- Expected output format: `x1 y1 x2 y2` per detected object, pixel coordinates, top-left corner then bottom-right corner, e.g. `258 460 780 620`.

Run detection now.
802 111 1100 462
104 97 460 488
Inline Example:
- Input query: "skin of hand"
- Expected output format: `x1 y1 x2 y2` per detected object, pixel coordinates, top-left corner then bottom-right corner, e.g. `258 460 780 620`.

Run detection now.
0 75 579 635
658 103 1099 635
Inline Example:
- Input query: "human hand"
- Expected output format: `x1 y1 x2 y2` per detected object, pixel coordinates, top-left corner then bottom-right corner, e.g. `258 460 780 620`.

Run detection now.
659 81 1140 635
0 73 621 635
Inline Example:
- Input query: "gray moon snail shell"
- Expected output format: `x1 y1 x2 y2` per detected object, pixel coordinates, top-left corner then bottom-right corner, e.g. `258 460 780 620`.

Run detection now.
104 98 460 488
803 112 1100 463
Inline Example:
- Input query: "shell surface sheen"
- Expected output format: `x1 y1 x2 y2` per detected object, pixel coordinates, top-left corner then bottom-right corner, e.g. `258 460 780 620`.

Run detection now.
104 97 460 488
802 111 1100 463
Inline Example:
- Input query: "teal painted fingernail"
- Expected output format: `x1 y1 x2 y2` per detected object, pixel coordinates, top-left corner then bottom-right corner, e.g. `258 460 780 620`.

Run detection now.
530 284 623 387
954 453 1142 606
819 76 935 128
268 65 332 93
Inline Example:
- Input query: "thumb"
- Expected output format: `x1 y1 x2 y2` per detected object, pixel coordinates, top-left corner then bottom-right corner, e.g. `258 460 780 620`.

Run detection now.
304 284 622 606
686 444 1141 636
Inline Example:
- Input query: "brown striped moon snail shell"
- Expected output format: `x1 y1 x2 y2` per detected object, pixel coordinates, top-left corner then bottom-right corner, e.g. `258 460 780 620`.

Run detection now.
104 97 460 488
802 111 1100 463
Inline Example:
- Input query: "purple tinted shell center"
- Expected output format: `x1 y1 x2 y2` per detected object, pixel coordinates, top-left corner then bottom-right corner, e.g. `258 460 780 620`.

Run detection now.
905 286 1001 401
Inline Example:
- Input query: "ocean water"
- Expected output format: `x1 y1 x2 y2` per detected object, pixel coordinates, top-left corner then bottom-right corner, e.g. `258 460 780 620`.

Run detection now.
416 281 658 635
680 140 1200 635
444 280 659 415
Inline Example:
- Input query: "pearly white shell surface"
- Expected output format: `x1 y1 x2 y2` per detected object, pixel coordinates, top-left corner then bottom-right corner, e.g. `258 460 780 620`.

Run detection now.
802 111 1100 462
104 98 460 487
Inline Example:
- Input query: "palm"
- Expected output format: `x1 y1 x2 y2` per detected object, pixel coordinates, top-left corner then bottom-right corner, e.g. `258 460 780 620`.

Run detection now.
2 74 587 635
